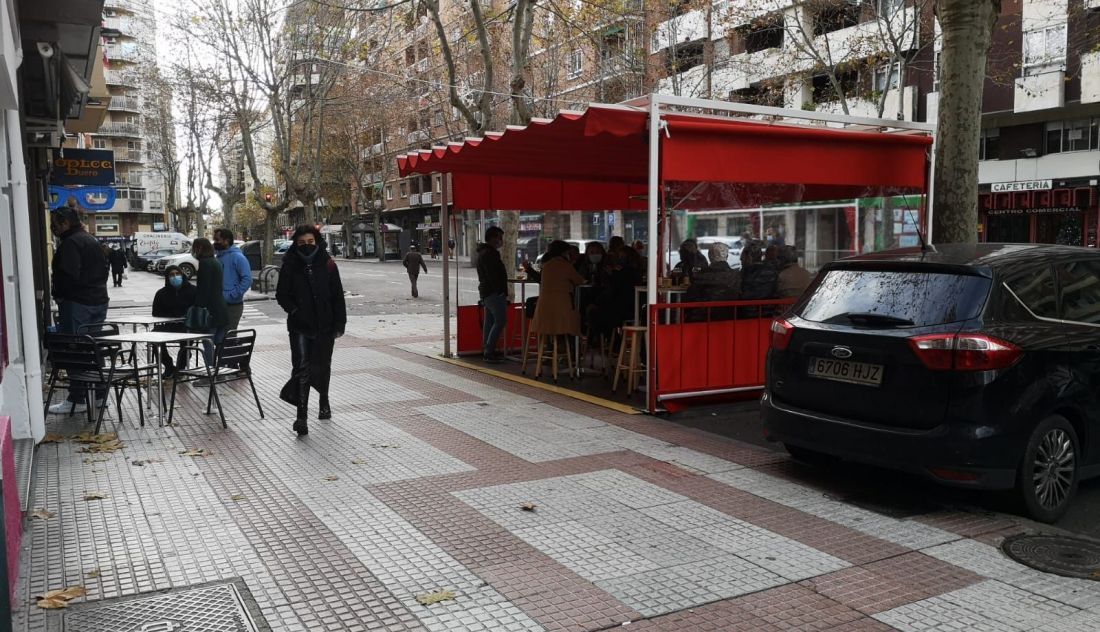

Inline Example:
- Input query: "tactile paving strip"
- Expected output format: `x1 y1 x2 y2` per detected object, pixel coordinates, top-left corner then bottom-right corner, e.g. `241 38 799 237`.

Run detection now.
62 582 264 631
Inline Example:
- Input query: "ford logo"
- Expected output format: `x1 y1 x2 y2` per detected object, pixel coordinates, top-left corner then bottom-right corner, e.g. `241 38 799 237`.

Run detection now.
830 346 853 359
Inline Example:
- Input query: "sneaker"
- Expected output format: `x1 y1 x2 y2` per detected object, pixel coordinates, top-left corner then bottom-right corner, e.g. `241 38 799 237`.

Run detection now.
48 401 87 415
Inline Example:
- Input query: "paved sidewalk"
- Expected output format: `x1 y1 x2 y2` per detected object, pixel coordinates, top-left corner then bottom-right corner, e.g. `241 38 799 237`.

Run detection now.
13 317 1100 631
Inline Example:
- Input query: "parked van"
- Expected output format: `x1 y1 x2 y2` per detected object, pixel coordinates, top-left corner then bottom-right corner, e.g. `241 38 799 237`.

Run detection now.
132 232 191 256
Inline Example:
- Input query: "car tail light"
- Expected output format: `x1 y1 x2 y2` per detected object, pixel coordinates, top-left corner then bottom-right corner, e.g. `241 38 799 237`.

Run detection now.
770 318 794 351
908 333 1022 371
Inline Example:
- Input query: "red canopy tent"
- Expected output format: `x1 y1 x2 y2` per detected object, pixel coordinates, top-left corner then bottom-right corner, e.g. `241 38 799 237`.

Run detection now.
398 95 934 412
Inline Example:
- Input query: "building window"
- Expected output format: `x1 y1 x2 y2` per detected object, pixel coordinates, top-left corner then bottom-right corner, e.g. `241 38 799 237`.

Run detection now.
872 62 901 93
568 49 583 79
92 138 107 149
932 50 941 92
1045 119 1100 154
875 0 904 16
812 70 858 104
744 15 783 54
979 128 1000 161
399 182 408 198
814 1 861 37
386 185 393 201
1023 23 1067 76
668 40 705 74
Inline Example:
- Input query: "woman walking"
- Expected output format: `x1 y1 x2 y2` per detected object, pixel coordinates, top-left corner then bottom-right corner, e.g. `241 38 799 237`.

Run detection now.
276 225 347 436
191 238 229 365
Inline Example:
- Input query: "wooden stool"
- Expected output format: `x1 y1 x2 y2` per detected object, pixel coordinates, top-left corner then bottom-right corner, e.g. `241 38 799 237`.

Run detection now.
532 333 574 382
520 328 539 375
613 326 647 395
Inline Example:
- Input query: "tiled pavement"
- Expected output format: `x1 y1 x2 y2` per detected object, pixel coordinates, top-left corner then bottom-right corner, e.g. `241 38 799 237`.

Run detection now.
13 314 1100 631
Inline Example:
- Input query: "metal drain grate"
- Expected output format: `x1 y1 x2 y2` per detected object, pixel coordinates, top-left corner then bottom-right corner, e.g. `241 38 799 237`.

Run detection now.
1002 534 1100 580
63 582 263 632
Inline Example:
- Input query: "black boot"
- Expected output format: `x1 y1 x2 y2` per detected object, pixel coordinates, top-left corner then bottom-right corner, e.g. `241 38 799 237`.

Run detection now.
292 381 309 436
318 394 331 420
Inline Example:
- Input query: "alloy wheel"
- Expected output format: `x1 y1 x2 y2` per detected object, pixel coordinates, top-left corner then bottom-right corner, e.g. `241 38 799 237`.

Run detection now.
1032 428 1075 511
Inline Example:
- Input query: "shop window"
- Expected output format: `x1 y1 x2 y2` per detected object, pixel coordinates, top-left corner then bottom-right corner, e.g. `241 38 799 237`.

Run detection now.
1023 23 1067 76
1057 260 1100 324
1045 119 1100 154
979 128 1000 161
814 1 861 37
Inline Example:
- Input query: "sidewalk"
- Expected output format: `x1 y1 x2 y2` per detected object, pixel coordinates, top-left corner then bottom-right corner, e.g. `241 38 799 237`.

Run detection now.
13 315 1100 631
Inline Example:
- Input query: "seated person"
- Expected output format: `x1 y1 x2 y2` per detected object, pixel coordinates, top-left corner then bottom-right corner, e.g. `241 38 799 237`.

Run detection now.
575 242 610 287
776 245 812 298
152 265 197 378
675 239 709 282
739 240 779 304
530 240 585 338
685 243 741 321
590 246 643 342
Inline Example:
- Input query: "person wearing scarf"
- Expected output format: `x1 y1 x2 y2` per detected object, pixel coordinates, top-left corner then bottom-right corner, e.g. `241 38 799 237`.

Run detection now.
276 225 347 436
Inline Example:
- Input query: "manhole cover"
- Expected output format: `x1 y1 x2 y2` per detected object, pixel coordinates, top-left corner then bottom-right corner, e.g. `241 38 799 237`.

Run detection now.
1002 534 1100 580
63 582 265 631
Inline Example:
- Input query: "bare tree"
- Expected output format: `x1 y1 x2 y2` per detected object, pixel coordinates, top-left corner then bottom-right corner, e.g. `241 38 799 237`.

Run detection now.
143 67 183 230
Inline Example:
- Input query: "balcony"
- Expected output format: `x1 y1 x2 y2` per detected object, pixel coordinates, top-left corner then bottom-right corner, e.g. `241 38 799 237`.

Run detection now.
114 176 143 188
1015 70 1065 113
419 192 433 206
360 142 384 160
406 129 430 145
105 45 141 64
597 53 643 80
115 149 144 162
98 122 141 137
651 10 708 53
103 17 133 33
107 95 141 112
104 70 141 87
1083 52 1100 105
129 198 145 211
104 0 143 12
409 193 421 206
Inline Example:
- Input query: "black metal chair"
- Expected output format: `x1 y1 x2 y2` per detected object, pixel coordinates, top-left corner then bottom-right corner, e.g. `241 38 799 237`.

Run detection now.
77 323 160 426
169 329 264 428
43 333 130 433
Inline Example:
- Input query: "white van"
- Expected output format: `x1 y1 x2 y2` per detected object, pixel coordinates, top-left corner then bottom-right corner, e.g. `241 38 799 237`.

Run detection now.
132 232 191 255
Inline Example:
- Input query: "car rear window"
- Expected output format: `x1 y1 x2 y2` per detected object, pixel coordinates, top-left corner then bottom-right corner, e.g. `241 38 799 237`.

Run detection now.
799 269 991 327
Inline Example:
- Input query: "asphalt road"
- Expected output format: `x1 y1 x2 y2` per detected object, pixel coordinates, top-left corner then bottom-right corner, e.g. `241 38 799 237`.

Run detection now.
252 259 1100 538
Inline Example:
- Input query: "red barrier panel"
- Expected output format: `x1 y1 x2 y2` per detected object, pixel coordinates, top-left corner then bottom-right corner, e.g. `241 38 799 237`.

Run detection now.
648 299 795 411
456 304 526 356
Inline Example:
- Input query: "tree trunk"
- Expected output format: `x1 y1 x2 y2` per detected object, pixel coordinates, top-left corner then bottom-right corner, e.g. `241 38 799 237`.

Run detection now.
263 210 278 267
373 207 384 262
933 0 1001 244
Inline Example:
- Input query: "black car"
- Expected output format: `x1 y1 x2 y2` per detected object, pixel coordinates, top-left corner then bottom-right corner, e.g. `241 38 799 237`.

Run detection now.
762 243 1100 522
133 249 179 271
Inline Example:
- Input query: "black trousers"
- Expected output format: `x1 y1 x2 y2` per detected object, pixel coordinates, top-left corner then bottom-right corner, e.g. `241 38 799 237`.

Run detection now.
280 332 335 405
112 269 124 286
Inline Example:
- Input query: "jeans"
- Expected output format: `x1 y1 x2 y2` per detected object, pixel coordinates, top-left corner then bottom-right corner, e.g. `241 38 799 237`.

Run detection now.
408 271 420 297
57 301 108 403
482 293 507 356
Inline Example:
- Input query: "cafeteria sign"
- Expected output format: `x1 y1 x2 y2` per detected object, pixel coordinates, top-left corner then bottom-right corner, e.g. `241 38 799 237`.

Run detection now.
991 180 1052 193
51 149 115 186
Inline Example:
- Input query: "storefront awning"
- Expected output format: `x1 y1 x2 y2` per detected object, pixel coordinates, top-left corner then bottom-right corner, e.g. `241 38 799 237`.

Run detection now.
397 104 932 212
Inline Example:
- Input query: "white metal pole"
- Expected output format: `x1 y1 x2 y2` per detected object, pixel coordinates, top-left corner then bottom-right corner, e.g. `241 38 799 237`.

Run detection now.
926 143 937 245
646 97 660 300
441 173 452 358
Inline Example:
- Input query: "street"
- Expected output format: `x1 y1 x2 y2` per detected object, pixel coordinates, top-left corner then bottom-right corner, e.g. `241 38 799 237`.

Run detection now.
16 262 1100 632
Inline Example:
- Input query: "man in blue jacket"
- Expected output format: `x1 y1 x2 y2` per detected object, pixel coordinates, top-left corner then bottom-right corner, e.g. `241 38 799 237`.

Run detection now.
213 228 253 331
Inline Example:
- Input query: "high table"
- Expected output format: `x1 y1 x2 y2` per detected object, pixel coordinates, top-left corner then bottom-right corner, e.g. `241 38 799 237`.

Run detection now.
96 331 212 426
104 315 185 333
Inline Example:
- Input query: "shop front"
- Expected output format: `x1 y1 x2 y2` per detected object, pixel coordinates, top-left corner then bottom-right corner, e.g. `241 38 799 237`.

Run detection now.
345 217 405 260
980 182 1097 246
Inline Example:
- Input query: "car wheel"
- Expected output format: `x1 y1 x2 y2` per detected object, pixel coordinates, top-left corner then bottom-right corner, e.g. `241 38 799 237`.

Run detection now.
178 263 196 280
784 443 838 467
1018 415 1078 523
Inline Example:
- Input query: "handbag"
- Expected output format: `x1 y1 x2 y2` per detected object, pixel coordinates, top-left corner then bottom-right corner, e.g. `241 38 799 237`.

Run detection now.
185 305 211 331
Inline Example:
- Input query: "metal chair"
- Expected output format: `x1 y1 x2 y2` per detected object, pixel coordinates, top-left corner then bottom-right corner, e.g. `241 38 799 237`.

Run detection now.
169 329 264 428
43 334 129 433
78 323 159 426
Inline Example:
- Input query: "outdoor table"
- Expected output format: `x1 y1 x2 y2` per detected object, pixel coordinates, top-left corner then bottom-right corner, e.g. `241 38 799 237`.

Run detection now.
104 315 185 333
506 278 537 361
96 332 213 427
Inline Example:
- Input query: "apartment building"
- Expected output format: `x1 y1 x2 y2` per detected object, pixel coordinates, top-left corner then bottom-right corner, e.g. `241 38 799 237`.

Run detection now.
95 0 168 236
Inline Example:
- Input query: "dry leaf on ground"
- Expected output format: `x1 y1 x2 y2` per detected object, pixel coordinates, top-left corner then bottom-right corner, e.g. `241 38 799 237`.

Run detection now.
77 439 123 454
323 475 339 481
179 448 210 457
369 443 400 449
520 503 537 512
30 509 55 520
35 585 86 609
83 492 106 501
72 432 117 444
415 590 456 606
82 457 111 464
230 494 245 501
86 569 101 579
351 458 367 464
40 433 66 444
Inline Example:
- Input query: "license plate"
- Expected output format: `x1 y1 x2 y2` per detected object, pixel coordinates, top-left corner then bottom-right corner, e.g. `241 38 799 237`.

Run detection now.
807 357 884 387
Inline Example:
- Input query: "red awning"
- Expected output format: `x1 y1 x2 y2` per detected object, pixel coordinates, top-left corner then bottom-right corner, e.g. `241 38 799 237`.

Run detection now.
397 104 931 211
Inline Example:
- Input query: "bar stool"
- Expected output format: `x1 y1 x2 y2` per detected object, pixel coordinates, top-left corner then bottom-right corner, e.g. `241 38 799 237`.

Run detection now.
613 326 647 395
531 333 574 383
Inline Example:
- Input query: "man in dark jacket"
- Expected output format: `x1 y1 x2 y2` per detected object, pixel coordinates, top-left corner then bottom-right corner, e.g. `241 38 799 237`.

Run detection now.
677 239 709 282
402 245 428 298
740 240 779 301
152 265 198 377
107 246 128 287
49 203 110 415
476 226 507 363
685 242 741 321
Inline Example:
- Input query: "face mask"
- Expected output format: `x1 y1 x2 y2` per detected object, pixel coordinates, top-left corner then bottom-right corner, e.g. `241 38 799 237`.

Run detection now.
298 244 317 256
589 254 602 264
169 276 183 288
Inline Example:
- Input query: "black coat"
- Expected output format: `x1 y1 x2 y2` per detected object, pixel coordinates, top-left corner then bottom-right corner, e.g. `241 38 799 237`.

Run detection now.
476 243 507 299
52 226 109 305
740 263 779 301
108 248 128 272
276 245 347 336
152 277 197 332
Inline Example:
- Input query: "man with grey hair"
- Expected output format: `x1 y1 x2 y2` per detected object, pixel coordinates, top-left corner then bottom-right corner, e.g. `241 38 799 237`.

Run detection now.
685 241 741 321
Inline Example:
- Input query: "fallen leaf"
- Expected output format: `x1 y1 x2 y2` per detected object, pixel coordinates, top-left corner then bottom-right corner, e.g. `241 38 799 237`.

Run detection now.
369 443 400 449
323 475 339 481
77 439 124 454
40 433 66 444
82 457 111 464
71 432 117 444
131 460 146 467
230 494 245 501
83 492 106 501
351 458 367 465
415 589 456 606
520 503 537 512
35 585 86 609
179 448 210 457
31 509 55 520
86 569 101 579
